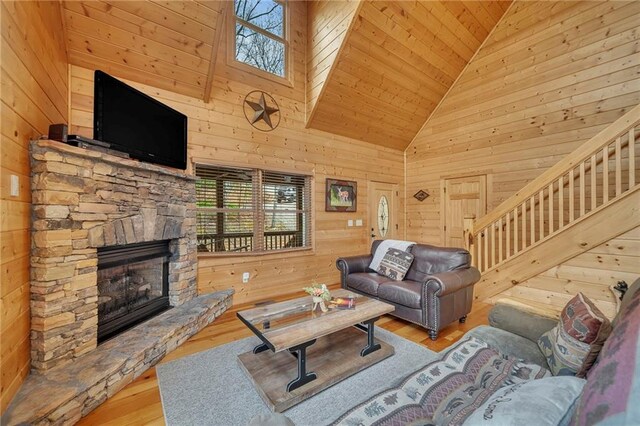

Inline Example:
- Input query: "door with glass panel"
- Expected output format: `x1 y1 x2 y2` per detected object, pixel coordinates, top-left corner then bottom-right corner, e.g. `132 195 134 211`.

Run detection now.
369 182 398 241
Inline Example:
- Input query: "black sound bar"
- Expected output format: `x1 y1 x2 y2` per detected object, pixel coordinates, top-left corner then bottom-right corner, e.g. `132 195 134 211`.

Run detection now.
67 134 111 149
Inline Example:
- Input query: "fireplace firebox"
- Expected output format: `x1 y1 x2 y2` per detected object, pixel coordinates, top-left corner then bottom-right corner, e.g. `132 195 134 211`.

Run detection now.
97 240 172 342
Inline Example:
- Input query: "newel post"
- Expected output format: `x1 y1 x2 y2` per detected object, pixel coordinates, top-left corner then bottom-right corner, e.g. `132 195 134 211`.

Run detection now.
463 215 476 266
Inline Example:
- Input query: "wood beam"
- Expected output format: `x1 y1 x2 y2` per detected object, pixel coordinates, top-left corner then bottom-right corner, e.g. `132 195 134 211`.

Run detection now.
203 1 227 103
305 0 363 127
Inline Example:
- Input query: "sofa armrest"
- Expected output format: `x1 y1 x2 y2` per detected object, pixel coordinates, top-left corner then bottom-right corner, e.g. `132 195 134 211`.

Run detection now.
424 267 481 297
489 304 558 343
336 255 372 275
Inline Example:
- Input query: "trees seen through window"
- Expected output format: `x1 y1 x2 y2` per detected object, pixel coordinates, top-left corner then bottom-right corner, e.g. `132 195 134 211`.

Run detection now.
234 0 286 78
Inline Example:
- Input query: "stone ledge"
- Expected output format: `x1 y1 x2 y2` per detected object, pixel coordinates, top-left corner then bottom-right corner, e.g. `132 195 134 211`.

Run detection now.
2 290 234 426
33 139 197 181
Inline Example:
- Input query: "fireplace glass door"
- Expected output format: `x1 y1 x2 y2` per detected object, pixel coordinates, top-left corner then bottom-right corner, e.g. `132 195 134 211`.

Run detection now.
97 240 171 342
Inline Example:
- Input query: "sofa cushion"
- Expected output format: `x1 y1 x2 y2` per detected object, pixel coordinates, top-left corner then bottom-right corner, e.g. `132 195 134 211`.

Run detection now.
377 280 422 309
345 272 390 297
463 376 585 425
405 244 470 282
538 293 611 377
489 303 557 343
377 248 414 281
332 337 549 426
465 325 550 369
573 281 640 425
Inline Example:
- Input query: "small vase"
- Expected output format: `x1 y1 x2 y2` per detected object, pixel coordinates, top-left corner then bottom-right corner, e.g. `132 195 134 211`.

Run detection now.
312 296 328 312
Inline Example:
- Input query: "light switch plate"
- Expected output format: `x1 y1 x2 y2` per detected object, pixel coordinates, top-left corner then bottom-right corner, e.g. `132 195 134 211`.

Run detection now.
347 220 354 227
242 272 250 283
10 175 19 197
355 219 363 227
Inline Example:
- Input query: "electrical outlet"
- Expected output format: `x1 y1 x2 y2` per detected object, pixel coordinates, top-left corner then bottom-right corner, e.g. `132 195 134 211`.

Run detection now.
242 272 250 283
355 219 363 227
10 175 19 197
347 220 353 227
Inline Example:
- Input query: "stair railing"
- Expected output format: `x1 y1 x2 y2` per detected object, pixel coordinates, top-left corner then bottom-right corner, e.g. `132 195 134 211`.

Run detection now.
466 104 640 273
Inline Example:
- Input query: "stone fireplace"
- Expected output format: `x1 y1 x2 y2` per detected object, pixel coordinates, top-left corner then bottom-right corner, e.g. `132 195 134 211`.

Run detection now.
30 139 198 371
2 139 232 425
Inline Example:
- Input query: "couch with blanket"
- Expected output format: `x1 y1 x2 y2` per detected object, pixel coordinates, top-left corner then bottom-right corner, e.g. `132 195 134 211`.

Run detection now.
333 278 640 425
336 240 480 340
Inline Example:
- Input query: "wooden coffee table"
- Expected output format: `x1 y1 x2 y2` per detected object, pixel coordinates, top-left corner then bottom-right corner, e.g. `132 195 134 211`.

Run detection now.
236 289 395 412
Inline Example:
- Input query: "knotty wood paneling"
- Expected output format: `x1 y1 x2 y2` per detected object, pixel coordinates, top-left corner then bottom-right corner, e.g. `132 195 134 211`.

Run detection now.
62 0 225 100
406 0 640 247
69 38 405 309
494 225 640 320
306 0 360 121
0 1 69 412
307 0 510 150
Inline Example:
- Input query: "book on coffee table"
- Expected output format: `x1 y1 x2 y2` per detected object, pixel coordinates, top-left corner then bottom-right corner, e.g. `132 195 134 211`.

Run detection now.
328 296 356 310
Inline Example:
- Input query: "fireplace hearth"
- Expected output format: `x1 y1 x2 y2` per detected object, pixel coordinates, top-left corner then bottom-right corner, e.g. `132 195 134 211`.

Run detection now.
97 240 172 342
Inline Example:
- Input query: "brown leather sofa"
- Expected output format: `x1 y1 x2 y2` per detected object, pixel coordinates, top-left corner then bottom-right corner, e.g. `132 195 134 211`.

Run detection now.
336 240 481 340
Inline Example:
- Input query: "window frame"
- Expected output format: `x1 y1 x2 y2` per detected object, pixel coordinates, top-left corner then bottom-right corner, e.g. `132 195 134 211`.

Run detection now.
195 163 314 258
228 0 292 86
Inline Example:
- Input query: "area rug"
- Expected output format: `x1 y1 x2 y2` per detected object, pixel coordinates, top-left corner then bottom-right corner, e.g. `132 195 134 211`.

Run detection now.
156 328 438 426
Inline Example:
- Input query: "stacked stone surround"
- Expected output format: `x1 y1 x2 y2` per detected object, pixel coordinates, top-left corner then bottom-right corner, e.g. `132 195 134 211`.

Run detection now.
30 139 198 371
2 290 234 425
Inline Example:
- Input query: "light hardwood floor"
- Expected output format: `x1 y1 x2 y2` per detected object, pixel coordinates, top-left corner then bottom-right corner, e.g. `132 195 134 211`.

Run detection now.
78 291 491 425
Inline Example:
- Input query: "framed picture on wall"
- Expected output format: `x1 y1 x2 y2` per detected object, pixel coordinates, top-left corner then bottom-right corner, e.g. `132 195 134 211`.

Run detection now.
326 178 357 212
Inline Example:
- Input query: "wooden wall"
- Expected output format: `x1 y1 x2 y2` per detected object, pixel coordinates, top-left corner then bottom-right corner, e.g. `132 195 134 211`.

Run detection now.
406 0 640 245
61 1 226 100
0 1 68 412
493 225 640 320
68 2 404 307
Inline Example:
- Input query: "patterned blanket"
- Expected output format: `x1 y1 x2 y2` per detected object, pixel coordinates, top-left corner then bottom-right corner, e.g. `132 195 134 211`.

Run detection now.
332 337 550 426
369 240 416 271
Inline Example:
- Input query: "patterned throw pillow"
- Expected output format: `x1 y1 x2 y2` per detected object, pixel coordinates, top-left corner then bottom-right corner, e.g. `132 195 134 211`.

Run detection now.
537 293 612 377
376 248 414 281
572 282 640 425
332 337 550 426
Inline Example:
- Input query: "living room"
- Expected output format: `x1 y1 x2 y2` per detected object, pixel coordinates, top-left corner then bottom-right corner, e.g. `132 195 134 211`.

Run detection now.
1 0 639 424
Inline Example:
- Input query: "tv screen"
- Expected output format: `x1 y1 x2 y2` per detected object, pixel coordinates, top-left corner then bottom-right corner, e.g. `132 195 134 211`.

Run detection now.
93 70 187 170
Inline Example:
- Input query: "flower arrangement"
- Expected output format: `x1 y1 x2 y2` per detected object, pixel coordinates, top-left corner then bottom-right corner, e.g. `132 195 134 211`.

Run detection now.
302 283 331 301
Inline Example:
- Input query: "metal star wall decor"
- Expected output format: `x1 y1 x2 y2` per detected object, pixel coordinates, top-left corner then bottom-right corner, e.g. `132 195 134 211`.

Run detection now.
243 90 281 131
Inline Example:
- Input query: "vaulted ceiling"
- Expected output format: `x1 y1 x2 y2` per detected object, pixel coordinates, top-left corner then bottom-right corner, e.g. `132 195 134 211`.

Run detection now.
307 0 511 150
60 0 510 150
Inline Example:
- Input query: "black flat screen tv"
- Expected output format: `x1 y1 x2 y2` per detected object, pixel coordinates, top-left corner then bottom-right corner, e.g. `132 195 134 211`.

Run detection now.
93 70 187 170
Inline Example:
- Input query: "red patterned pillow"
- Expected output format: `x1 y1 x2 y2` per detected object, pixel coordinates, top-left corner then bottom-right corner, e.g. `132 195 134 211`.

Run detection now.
537 293 611 377
573 281 640 424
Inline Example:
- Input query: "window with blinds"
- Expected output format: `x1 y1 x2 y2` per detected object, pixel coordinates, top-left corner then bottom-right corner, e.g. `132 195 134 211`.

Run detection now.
195 164 312 254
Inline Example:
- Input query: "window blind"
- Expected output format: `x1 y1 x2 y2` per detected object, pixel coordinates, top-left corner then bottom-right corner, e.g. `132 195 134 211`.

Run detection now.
195 164 312 254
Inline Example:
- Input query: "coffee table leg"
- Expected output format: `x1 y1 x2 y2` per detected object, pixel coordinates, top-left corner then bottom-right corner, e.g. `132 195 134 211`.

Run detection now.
359 317 382 357
286 339 317 392
253 343 270 354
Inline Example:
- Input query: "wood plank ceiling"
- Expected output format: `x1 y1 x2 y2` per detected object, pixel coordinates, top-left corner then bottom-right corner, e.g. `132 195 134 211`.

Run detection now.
61 1 225 101
307 0 511 150
60 0 509 150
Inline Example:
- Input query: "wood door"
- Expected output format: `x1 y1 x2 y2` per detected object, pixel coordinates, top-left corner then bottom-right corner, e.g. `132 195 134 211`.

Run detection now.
443 176 487 248
369 182 398 240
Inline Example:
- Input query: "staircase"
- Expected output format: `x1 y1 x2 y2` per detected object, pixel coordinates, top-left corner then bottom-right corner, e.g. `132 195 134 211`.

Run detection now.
465 104 640 305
